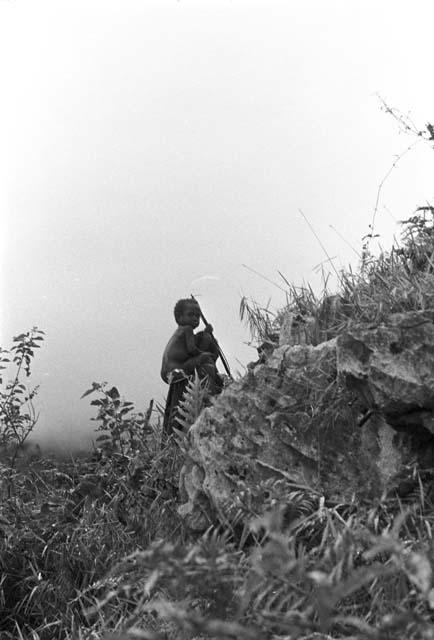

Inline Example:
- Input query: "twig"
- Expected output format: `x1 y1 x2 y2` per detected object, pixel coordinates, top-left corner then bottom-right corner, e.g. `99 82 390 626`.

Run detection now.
329 224 362 259
242 264 288 293
377 94 429 140
298 209 341 281
370 140 419 240
313 255 338 274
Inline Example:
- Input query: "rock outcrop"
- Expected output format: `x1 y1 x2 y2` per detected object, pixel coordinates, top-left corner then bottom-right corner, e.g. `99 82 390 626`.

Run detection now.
178 310 434 531
338 310 434 437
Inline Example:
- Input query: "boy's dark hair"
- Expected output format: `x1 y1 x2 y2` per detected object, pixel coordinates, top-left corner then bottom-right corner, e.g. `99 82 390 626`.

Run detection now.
174 298 200 323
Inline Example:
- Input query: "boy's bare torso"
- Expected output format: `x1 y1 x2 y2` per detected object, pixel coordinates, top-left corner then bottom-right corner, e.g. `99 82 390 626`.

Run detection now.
161 325 197 383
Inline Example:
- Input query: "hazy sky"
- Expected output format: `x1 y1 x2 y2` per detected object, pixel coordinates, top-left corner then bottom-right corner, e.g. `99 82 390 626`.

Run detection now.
1 0 434 450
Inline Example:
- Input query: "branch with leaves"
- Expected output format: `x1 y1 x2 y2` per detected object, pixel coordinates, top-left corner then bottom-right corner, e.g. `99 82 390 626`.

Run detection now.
0 327 44 471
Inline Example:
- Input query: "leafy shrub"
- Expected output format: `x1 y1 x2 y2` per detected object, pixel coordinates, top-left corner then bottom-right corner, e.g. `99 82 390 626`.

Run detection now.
81 382 154 458
0 327 44 471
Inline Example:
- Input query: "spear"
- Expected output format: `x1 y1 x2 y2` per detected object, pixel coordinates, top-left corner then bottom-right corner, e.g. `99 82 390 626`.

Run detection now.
190 294 232 378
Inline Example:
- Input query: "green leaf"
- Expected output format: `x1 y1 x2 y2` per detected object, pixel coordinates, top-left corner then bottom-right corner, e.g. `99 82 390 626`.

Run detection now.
106 386 120 400
82 382 102 399
81 387 97 399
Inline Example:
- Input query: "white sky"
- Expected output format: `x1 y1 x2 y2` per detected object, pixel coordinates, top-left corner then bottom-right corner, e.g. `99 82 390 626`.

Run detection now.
1 0 434 450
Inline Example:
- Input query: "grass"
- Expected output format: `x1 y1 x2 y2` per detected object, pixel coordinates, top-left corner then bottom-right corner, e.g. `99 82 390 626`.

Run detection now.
1 210 434 639
240 208 434 350
4 461 432 639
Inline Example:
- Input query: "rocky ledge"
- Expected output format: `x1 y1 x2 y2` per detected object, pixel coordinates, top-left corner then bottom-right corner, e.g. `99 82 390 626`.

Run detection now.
178 310 434 531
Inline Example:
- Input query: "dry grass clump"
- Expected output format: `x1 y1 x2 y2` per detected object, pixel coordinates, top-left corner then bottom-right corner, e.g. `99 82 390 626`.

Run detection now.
241 208 434 350
340 209 434 325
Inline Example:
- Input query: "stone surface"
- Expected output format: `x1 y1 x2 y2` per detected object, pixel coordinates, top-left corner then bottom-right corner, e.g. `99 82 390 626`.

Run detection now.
179 310 434 530
178 340 391 530
337 310 434 435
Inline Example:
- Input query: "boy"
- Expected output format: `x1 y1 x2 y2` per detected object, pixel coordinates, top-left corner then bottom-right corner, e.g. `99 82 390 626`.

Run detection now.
161 298 222 393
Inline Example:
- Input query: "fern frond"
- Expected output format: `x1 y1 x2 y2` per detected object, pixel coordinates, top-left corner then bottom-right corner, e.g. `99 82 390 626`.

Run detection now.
175 373 208 431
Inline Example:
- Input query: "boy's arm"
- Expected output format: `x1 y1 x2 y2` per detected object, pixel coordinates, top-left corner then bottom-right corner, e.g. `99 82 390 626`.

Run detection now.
184 326 201 355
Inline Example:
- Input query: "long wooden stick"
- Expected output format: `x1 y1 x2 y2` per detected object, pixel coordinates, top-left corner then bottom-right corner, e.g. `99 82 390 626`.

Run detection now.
190 294 232 378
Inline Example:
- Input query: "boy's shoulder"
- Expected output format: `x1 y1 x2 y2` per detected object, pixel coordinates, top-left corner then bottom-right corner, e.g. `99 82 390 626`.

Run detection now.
173 325 193 337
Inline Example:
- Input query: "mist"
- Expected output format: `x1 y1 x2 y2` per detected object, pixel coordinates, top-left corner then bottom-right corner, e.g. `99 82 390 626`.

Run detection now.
2 0 434 451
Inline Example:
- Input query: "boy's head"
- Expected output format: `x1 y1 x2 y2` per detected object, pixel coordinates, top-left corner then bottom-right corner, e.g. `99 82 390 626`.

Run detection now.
174 299 201 328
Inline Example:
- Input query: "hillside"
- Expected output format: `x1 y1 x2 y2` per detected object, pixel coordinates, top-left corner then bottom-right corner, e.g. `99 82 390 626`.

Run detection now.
1 211 434 639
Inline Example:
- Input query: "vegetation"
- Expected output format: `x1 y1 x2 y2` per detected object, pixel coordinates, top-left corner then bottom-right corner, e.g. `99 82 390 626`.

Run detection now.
1 122 434 639
0 209 432 640
0 327 44 472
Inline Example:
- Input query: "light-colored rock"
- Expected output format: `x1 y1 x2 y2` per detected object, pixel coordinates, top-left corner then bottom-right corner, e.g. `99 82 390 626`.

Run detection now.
179 339 393 529
337 310 434 436
179 310 434 530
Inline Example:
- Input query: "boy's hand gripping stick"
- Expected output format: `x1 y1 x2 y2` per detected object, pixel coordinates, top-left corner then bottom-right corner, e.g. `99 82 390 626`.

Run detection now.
190 294 232 379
